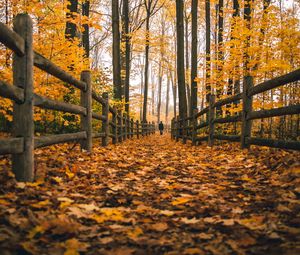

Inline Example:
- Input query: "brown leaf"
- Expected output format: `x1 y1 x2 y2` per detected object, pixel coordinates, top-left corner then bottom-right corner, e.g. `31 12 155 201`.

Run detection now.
150 222 168 232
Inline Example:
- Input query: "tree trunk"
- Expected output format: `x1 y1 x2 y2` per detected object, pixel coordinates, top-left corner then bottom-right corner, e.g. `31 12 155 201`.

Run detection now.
190 0 198 115
142 9 151 122
151 70 155 116
166 74 170 124
65 0 78 40
112 0 122 100
170 70 177 119
185 10 191 115
157 63 162 123
82 0 90 59
205 0 211 103
157 16 165 124
216 0 224 115
228 0 239 96
176 0 187 119
122 0 130 112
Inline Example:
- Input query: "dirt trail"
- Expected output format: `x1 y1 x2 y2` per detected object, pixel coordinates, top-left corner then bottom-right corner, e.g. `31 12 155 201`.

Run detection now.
0 134 299 254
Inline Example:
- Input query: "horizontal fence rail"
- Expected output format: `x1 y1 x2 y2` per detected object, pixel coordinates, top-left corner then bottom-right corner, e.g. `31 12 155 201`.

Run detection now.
0 14 155 182
172 69 300 151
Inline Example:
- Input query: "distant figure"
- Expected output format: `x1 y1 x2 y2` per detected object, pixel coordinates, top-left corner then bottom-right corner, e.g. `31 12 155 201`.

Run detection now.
159 121 164 135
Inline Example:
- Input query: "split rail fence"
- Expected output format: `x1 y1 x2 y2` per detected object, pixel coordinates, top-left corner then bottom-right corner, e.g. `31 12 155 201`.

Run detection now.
0 14 155 182
171 70 300 151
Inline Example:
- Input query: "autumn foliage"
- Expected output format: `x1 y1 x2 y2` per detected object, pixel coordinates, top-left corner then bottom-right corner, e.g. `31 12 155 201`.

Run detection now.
0 135 299 254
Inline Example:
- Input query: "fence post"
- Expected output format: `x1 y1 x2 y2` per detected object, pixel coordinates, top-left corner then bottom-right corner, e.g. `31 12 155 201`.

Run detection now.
208 94 215 147
192 109 198 146
182 117 187 144
80 71 92 152
176 116 180 142
12 14 34 181
136 120 139 139
118 110 123 143
101 92 109 146
127 115 130 139
130 118 133 138
123 113 127 141
241 76 253 149
112 106 117 144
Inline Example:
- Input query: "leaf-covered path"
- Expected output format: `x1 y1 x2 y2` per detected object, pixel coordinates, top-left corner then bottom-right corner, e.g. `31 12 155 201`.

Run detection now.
0 134 299 255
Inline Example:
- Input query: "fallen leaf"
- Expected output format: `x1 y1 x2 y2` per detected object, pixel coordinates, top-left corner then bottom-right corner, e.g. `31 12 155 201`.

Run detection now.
150 222 168 232
127 226 143 240
171 197 191 206
198 233 213 240
181 217 200 224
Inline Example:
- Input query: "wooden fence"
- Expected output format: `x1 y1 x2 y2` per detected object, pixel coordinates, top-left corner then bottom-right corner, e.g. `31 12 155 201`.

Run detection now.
0 14 155 182
171 70 300 151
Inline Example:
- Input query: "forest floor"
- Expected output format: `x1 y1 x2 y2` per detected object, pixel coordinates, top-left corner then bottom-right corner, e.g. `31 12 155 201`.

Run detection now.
0 134 299 255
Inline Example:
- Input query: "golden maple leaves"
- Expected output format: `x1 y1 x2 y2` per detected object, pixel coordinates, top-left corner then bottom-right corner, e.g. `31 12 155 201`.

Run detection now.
0 135 299 254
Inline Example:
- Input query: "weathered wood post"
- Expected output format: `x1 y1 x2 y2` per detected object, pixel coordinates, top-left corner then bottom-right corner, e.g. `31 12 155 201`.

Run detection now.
152 121 155 134
208 94 216 147
101 92 109 146
123 113 127 141
145 122 148 136
130 118 134 138
12 14 34 181
80 71 92 152
141 121 144 136
136 120 140 139
182 117 187 144
127 115 130 139
118 110 123 143
241 76 253 149
192 109 198 146
112 106 117 144
176 116 180 142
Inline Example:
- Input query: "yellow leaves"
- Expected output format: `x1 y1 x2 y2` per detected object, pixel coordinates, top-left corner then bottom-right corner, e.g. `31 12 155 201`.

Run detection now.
65 166 75 179
27 225 45 239
0 199 11 206
26 179 44 187
58 197 74 209
240 174 256 183
127 226 143 240
64 239 80 255
64 238 89 255
52 176 63 184
91 208 124 223
171 197 191 206
31 199 51 209
237 216 266 231
21 241 39 254
183 248 204 255
159 210 175 216
163 166 176 172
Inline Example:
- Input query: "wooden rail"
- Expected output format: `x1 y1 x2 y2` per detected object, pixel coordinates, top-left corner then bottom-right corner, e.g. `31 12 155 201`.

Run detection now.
0 14 155 182
171 69 300 151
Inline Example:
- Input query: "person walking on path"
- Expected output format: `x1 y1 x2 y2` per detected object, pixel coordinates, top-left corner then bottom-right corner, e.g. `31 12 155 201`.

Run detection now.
159 121 164 135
